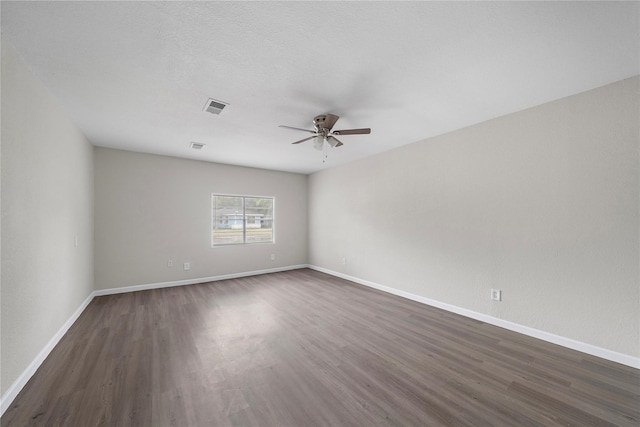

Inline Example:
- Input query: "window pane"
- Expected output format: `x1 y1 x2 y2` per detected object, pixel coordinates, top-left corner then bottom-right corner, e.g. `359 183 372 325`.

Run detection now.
245 197 273 243
212 195 244 245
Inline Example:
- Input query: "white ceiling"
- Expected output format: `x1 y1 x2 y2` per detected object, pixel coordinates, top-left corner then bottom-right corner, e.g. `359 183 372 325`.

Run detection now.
2 1 638 174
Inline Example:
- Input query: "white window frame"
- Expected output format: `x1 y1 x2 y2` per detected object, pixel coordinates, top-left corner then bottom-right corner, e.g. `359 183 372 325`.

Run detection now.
211 193 275 247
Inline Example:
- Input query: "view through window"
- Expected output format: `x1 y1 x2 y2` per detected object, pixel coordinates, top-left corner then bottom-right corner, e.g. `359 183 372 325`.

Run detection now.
212 194 274 246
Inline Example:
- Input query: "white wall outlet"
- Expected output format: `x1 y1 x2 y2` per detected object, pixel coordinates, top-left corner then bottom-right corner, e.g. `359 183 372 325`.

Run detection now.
271 253 275 261
167 260 173 267
491 289 502 301
74 235 78 248
183 262 190 271
341 257 347 265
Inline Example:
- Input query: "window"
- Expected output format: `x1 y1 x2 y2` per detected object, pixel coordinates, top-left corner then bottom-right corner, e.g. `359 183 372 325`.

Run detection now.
212 194 274 246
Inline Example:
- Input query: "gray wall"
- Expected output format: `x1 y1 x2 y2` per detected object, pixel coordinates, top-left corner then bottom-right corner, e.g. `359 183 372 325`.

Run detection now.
94 147 307 290
308 77 639 358
1 40 95 396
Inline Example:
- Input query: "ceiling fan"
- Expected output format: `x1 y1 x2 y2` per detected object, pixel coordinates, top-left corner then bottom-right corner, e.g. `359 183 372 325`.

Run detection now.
279 114 371 150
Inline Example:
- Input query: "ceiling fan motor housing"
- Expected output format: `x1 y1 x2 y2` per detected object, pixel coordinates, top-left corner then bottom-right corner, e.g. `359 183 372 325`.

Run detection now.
313 114 339 131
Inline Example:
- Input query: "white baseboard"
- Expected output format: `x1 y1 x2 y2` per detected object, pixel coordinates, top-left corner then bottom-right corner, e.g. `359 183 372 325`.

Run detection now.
93 264 309 296
0 291 96 415
308 265 640 369
0 264 308 417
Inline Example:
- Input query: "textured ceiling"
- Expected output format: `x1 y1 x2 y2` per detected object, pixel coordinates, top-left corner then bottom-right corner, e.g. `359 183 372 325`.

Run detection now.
2 1 638 174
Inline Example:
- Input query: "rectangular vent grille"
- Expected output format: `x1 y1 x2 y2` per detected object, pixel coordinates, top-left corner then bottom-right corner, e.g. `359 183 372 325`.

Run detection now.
190 142 206 150
203 98 228 115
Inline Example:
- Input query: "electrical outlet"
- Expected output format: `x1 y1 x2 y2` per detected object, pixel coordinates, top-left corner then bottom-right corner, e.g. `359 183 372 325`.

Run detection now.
491 289 502 301
167 260 173 267
341 257 346 265
271 253 275 261
183 262 190 271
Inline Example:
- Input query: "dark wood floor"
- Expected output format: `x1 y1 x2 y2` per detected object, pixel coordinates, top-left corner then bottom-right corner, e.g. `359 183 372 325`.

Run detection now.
3 269 639 426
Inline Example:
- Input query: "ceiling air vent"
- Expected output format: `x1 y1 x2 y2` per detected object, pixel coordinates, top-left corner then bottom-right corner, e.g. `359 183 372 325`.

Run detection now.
202 98 228 115
190 142 206 150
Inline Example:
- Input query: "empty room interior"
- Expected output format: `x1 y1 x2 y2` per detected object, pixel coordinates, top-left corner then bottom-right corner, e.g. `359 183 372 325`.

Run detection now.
1 2 639 426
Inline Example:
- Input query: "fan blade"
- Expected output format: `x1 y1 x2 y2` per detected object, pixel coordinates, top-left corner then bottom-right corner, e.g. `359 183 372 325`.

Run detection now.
328 136 344 147
332 128 371 135
291 135 317 145
279 125 316 134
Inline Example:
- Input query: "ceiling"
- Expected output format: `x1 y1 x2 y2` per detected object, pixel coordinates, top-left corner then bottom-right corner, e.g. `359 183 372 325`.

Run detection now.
1 2 638 175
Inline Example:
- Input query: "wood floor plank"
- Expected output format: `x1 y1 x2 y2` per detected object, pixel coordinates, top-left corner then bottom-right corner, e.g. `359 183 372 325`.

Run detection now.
2 268 638 426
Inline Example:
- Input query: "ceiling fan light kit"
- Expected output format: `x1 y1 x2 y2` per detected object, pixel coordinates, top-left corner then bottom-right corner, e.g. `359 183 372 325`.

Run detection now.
279 114 371 155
